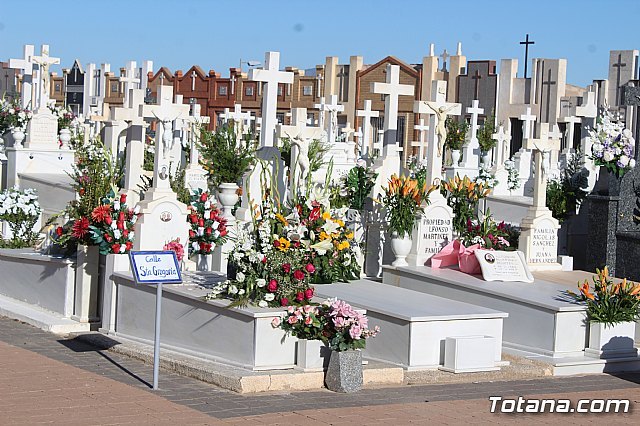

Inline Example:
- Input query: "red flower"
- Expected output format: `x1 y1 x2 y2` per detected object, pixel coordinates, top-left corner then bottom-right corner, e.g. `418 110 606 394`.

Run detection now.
55 227 64 237
190 214 198 224
79 188 85 196
305 263 315 274
111 243 121 253
123 230 129 238
309 207 321 221
267 279 278 292
118 211 125 222
205 227 212 236
293 241 300 248
198 218 205 227
125 241 133 251
273 240 281 248
304 288 314 299
104 233 113 243
282 263 291 273
119 194 127 205
200 193 208 202
210 211 216 220
189 230 196 238
71 217 90 239
91 205 112 223
293 270 305 281
105 215 112 225
117 221 124 230
261 256 267 264
280 298 289 307
295 292 304 302
220 228 227 237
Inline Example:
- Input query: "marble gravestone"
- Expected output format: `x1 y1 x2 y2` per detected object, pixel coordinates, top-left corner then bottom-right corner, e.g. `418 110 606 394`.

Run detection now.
183 104 210 193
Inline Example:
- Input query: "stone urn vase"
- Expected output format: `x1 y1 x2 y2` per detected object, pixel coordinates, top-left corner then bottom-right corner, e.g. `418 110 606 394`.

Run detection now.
325 349 363 393
481 151 491 166
451 149 461 166
59 128 72 146
390 233 412 267
217 182 240 220
296 339 330 371
585 321 637 359
593 166 622 196
195 253 213 272
11 128 25 148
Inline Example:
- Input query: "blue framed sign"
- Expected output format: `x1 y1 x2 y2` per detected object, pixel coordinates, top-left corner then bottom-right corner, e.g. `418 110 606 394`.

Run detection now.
129 251 183 284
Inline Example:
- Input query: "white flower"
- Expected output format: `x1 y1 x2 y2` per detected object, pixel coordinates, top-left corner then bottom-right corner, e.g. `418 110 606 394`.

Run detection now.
204 201 211 209
603 150 614 162
256 278 266 288
264 293 275 301
238 289 245 295
128 232 135 241
133 205 141 214
110 221 118 230
630 159 637 168
113 229 121 239
233 252 244 261
619 155 630 167
228 285 238 295
212 221 220 229
192 242 199 251
119 244 126 253
113 201 121 211
236 272 245 282
258 300 268 308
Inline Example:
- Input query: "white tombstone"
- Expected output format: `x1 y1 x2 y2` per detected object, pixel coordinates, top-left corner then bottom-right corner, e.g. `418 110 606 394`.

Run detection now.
119 61 141 106
518 123 563 270
513 106 538 196
451 99 483 178
575 91 599 190
324 94 344 145
547 124 563 179
490 125 513 196
134 85 190 254
356 99 380 159
520 106 536 140
314 96 327 130
248 52 294 147
184 104 210 193
9 45 36 110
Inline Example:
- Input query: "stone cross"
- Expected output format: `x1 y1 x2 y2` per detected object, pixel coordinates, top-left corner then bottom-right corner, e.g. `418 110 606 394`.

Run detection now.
112 89 146 125
9 45 35 109
458 99 484 170
440 49 449 72
523 123 561 208
492 125 511 166
575 91 597 119
191 71 197 91
354 127 363 156
90 102 111 134
471 69 482 100
561 115 581 152
248 51 294 147
520 106 537 140
356 99 379 156
119 61 140 106
140 85 190 191
314 96 327 129
325 94 344 144
184 103 210 192
540 67 556 123
227 103 254 127
413 80 461 185
30 44 60 110
412 118 429 161
371 64 413 149
612 53 627 105
341 122 355 142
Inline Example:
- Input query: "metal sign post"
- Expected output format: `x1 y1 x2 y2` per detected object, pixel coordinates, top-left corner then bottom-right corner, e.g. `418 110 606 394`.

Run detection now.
129 251 182 391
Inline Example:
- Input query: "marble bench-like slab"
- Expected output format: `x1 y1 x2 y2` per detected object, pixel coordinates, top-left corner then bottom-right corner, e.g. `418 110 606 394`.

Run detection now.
111 272 296 371
315 280 508 370
383 265 588 360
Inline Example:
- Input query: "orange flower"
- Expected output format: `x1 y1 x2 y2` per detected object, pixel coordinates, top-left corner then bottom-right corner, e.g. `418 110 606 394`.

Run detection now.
91 204 112 223
579 281 595 300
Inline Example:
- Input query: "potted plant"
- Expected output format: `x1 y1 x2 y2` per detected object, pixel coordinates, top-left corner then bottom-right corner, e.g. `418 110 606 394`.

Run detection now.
0 98 32 148
0 187 41 248
588 108 636 195
477 115 496 166
568 267 640 359
51 105 75 147
441 175 490 236
321 298 379 393
198 123 257 220
272 305 328 371
445 117 468 166
381 175 429 266
186 189 228 271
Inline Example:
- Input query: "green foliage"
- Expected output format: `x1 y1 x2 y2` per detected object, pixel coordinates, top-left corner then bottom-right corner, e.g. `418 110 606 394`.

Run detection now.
279 137 330 173
198 123 257 187
441 175 490 235
331 166 378 211
445 117 468 151
382 176 429 238
477 115 497 153
546 151 588 222
568 267 640 326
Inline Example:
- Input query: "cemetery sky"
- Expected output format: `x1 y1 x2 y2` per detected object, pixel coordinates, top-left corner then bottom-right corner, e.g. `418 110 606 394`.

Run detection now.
1 0 639 88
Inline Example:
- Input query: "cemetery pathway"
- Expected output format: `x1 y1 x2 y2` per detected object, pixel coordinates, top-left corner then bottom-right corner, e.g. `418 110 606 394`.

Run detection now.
1 316 639 424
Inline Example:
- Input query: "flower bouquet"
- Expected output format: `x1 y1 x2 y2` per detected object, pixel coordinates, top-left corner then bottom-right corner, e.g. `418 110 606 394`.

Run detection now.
441 175 490 235
0 98 33 133
271 305 325 340
187 189 228 256
588 108 636 178
320 298 379 351
381 175 433 238
0 187 41 248
87 193 139 255
460 212 515 250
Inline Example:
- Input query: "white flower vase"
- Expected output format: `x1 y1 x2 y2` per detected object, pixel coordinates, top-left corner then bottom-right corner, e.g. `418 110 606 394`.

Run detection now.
296 339 329 371
11 129 25 148
451 149 461 166
481 152 491 166
585 321 637 359
196 253 213 272
217 182 240 221
59 128 72 146
390 233 412 267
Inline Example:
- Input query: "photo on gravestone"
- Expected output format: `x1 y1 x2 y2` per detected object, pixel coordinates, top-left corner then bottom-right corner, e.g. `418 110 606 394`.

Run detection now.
474 249 534 283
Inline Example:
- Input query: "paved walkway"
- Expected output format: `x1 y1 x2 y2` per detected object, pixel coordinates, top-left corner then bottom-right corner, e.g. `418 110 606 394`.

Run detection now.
0 316 639 424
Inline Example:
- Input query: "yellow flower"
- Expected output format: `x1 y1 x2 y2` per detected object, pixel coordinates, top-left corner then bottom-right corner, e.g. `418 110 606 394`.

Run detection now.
337 241 350 251
346 232 354 240
319 231 330 241
336 219 345 227
277 237 290 252
322 211 331 220
275 213 288 226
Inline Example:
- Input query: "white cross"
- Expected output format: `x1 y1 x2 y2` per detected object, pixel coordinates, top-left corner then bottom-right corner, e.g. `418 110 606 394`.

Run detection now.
412 118 430 160
191 70 197 91
9 45 35 109
561 116 581 151
372 64 414 148
140 85 190 190
112 88 146 125
492 125 512 165
184 103 210 165
248 51 294 147
523 123 561 208
354 126 364 155
466 100 484 142
356 99 380 157
575 91 597 118
341 122 355 142
119 61 141 106
31 44 60 109
314 96 327 129
413 80 461 185
325 94 344 144
520 106 537 140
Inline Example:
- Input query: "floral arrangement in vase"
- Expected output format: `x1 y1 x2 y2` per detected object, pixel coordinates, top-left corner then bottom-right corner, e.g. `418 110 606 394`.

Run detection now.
504 159 520 192
0 187 41 248
329 164 378 211
0 98 33 133
381 175 433 238
460 211 518 250
271 305 325 340
87 193 139 255
444 117 468 153
441 175 490 235
206 191 360 307
474 165 498 189
164 238 185 261
588 108 636 177
187 189 228 256
49 105 76 130
568 267 640 326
